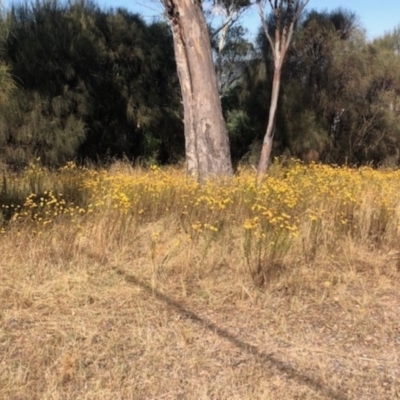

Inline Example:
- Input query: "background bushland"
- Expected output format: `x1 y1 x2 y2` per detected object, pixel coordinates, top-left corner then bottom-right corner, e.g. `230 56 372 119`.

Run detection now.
1 1 400 168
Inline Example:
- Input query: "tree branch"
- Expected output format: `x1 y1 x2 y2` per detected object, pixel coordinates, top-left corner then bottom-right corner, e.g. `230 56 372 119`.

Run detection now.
211 12 237 39
257 0 275 56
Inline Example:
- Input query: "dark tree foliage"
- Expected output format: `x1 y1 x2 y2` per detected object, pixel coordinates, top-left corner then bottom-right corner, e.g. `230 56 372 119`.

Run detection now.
0 0 183 168
287 9 400 166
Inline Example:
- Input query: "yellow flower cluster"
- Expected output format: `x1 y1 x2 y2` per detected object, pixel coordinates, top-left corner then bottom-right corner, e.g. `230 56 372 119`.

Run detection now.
1 160 400 248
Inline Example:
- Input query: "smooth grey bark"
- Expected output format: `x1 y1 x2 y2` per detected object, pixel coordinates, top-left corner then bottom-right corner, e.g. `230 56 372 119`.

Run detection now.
211 0 251 93
163 0 233 182
256 0 309 186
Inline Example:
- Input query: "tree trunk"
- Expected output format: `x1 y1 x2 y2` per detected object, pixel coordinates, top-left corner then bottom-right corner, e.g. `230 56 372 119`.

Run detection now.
256 66 282 186
256 0 309 185
167 8 198 178
164 0 233 182
216 13 232 94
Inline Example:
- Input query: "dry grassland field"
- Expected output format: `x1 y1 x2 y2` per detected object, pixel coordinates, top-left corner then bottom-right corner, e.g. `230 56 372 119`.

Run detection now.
0 160 399 399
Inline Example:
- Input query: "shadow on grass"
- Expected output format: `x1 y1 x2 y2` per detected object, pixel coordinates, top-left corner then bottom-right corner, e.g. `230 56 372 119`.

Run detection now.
116 268 349 400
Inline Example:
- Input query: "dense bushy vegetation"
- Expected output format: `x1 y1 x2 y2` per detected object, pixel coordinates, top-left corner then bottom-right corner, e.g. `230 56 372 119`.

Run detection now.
0 0 183 168
0 1 400 168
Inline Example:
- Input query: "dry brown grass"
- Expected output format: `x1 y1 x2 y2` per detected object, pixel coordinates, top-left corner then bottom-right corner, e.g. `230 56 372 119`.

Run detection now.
1 211 399 400
1 162 400 399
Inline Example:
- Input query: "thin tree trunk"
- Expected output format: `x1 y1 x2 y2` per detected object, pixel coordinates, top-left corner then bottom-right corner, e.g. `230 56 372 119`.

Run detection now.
164 0 233 182
256 66 282 186
255 0 309 186
216 13 232 93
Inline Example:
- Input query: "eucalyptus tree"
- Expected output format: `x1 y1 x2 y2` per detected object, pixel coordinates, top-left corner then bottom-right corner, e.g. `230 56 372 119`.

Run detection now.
206 0 252 93
233 7 361 165
255 0 309 184
161 0 233 182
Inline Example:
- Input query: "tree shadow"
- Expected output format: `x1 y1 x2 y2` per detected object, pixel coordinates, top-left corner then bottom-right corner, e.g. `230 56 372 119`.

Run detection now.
115 268 349 400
